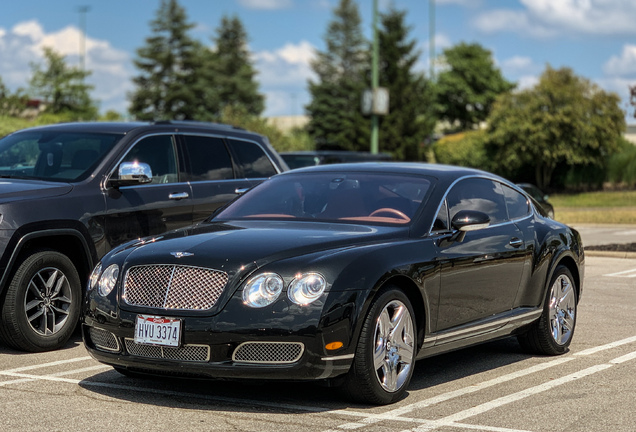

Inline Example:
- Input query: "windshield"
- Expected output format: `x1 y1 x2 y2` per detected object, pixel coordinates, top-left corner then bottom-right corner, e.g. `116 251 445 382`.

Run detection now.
216 172 433 225
0 131 124 182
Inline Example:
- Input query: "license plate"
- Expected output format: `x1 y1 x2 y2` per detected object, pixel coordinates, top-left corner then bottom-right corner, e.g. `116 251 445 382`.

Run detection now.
134 315 181 347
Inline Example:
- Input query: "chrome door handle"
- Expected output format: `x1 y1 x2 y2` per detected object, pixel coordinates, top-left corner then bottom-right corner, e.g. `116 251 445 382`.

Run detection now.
169 192 189 200
235 187 250 195
509 238 523 248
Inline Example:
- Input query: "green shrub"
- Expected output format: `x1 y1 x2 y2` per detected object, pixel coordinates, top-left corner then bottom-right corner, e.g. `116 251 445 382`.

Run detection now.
607 138 636 187
432 130 491 170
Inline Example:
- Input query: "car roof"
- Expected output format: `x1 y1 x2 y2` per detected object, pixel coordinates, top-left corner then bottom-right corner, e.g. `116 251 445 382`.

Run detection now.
281 162 502 182
8 121 254 136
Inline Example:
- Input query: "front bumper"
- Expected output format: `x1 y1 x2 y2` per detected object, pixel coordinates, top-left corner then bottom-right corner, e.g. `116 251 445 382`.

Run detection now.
82 291 358 381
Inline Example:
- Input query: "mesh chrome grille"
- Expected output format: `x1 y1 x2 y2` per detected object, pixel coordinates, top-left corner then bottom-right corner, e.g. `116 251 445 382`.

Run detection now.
89 327 120 352
123 265 228 310
124 339 210 362
232 342 304 364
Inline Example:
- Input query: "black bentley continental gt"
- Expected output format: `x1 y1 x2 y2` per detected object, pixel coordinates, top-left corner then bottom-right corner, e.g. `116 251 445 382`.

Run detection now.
82 163 584 404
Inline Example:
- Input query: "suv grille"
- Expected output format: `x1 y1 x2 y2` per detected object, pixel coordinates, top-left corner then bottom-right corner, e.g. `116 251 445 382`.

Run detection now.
123 265 228 310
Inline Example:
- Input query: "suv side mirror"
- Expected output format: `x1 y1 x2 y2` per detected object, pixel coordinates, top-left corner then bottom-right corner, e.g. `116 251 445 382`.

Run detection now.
110 162 153 187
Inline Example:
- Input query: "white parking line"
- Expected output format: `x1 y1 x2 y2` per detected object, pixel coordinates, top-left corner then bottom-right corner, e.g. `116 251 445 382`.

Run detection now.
327 335 636 432
603 268 636 278
1 356 92 374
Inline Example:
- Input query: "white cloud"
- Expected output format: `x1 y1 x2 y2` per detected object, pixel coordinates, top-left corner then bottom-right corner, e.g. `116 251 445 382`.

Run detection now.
502 56 533 72
475 0 636 37
517 75 539 90
238 0 293 10
0 20 132 113
604 45 636 76
255 40 317 87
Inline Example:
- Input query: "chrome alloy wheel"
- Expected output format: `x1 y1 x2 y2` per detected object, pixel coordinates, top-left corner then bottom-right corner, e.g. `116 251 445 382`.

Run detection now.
24 267 72 336
548 273 576 346
373 299 415 392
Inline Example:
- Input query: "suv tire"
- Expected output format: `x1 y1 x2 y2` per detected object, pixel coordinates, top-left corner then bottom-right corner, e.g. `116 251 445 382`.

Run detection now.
0 250 81 352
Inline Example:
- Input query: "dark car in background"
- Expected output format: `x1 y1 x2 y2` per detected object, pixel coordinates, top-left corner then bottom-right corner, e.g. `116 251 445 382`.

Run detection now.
281 150 392 169
518 183 555 219
83 163 583 404
0 121 287 352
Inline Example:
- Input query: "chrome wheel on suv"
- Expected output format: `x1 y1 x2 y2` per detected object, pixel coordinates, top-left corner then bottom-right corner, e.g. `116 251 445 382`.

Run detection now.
0 251 80 352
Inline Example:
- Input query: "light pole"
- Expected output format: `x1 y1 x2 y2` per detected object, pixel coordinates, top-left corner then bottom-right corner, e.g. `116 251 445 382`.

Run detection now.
78 6 90 70
429 0 435 80
370 0 379 154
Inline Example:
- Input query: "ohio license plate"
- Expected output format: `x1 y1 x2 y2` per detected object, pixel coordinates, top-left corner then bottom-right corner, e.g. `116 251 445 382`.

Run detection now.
134 315 181 347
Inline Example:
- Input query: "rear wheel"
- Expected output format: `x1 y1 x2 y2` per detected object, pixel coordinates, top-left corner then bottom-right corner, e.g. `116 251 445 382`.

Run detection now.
518 265 577 355
0 250 80 352
342 287 416 404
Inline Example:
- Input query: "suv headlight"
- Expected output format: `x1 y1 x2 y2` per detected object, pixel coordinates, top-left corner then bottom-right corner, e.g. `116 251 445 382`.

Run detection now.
243 273 283 308
98 264 119 297
288 273 326 305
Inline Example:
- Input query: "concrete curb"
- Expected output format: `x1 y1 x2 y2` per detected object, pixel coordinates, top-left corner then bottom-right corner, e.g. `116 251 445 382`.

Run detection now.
584 250 636 259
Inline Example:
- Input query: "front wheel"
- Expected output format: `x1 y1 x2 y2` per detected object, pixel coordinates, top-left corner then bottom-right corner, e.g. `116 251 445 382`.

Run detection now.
518 265 577 355
342 287 417 404
0 250 81 352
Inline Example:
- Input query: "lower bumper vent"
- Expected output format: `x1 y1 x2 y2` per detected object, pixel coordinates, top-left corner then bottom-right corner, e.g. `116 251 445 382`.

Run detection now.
89 327 120 352
232 342 304 364
124 339 210 362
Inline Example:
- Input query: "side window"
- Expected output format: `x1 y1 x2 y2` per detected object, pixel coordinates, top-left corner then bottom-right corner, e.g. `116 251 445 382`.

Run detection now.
121 135 178 184
228 139 277 178
182 135 234 181
432 199 449 232
502 184 530 220
447 178 508 224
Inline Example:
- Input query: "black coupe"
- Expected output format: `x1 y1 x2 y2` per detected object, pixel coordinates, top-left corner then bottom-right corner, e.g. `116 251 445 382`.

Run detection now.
82 163 584 404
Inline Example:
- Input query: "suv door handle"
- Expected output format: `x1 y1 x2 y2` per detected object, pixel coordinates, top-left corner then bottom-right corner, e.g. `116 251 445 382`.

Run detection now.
235 187 250 195
509 237 523 248
169 192 189 200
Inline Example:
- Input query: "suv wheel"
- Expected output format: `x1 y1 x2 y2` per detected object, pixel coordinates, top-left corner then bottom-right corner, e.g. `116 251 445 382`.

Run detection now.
0 250 80 352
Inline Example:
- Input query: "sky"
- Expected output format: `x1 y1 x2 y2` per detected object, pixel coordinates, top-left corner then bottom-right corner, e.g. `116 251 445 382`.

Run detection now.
2 0 636 124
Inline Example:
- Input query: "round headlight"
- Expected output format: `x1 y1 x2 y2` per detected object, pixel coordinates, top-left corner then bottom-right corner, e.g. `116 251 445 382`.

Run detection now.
243 273 283 308
88 262 102 291
98 264 119 297
288 273 326 305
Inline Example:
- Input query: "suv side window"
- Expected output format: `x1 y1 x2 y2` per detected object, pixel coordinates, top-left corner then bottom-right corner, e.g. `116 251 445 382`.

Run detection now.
181 135 234 181
502 184 530 220
121 135 178 184
228 139 277 178
447 178 508 224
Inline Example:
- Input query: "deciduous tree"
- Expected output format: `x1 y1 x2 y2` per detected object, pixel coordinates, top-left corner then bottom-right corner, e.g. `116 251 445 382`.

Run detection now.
487 66 625 190
29 47 97 119
435 42 514 131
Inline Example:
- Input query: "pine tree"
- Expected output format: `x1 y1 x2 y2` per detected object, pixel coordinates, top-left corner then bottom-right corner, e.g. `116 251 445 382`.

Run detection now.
29 47 97 119
211 15 264 118
129 0 213 121
306 0 369 151
377 8 434 161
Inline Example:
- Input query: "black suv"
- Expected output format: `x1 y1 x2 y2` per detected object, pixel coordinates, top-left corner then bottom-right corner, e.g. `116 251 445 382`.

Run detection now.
0 121 287 352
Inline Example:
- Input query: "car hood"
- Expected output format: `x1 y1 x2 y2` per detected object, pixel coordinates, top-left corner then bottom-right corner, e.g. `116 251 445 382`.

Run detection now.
120 220 406 272
0 179 73 202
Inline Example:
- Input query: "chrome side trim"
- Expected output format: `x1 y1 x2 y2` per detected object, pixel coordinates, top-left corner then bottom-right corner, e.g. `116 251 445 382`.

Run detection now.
321 354 355 361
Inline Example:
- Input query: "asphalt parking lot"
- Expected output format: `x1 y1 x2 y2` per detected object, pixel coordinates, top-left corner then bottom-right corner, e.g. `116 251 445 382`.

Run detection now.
1 253 635 432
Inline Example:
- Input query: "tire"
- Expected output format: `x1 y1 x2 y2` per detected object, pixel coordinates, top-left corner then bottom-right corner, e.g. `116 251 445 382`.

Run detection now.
518 265 577 355
342 287 417 405
0 250 81 352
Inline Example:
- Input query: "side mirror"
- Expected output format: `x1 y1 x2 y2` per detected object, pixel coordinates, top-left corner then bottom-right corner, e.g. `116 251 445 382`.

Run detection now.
110 162 153 187
451 210 490 232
